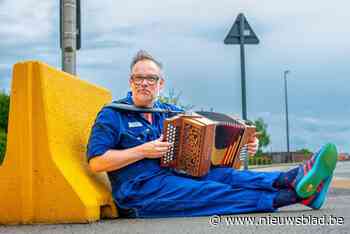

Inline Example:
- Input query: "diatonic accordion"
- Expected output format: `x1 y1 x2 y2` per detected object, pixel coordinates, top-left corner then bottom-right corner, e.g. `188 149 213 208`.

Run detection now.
160 111 256 177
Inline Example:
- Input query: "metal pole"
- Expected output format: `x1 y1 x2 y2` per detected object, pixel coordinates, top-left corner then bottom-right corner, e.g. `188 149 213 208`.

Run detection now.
239 14 247 121
284 70 291 163
61 0 77 75
239 14 249 170
239 14 248 170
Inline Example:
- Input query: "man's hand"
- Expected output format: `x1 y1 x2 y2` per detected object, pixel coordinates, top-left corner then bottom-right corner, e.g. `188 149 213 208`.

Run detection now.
137 135 172 159
246 132 260 156
89 135 172 173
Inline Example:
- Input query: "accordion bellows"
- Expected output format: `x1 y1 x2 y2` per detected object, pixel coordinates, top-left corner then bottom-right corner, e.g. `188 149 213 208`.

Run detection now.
160 111 256 177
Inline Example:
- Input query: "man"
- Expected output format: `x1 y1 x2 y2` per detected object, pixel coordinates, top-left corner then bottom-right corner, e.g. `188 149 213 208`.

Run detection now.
87 50 338 218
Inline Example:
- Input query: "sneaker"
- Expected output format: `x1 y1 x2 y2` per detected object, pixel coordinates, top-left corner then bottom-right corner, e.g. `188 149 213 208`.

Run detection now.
295 143 337 198
301 174 333 209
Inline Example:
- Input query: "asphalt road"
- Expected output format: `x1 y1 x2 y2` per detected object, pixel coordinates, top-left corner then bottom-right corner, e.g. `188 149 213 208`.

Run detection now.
1 161 350 234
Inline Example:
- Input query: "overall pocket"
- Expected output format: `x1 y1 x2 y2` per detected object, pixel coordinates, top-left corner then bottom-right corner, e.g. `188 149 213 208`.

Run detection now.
119 128 148 148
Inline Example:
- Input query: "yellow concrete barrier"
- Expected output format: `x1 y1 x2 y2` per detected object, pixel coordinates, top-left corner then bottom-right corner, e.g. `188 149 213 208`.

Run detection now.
0 61 118 224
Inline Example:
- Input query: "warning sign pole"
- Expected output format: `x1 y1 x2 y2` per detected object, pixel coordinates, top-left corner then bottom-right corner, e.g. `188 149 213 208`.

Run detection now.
224 13 259 170
239 14 247 121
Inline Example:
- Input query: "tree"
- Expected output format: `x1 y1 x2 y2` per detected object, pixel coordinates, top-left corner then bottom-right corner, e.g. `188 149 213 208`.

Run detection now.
0 91 10 133
158 88 194 111
0 91 9 164
297 148 312 154
0 130 6 164
253 117 270 156
296 148 313 159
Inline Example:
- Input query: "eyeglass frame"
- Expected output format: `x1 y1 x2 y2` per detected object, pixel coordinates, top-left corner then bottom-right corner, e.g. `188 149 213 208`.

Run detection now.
130 74 161 85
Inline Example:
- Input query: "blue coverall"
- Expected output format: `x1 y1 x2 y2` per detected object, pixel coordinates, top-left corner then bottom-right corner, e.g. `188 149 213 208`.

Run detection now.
87 92 282 218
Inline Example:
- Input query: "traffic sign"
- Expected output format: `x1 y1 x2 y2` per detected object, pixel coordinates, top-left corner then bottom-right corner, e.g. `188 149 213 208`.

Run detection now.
224 13 259 44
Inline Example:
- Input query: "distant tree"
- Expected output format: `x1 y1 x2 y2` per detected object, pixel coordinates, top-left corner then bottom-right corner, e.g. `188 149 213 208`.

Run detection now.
296 148 313 156
158 88 194 111
254 118 270 156
0 91 9 164
0 91 10 133
0 129 6 164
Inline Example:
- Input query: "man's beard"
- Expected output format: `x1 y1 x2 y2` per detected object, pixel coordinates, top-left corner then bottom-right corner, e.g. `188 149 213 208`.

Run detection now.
134 90 154 107
137 87 160 101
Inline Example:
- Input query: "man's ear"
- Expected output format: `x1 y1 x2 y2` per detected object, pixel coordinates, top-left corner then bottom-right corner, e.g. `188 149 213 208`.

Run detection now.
159 78 165 91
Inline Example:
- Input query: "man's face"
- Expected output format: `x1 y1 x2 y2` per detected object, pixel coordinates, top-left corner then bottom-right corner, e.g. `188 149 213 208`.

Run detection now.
129 59 164 107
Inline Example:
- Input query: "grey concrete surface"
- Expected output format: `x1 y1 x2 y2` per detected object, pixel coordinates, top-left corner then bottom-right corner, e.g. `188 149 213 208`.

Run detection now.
1 161 349 234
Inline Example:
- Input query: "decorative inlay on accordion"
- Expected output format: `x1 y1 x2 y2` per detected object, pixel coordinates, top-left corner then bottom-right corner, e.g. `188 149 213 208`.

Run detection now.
160 111 256 177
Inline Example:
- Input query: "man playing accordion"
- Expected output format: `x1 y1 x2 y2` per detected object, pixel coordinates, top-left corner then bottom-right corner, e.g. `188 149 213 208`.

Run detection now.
87 50 338 218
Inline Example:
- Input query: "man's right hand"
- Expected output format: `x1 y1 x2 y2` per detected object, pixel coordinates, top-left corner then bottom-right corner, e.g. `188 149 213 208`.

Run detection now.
137 135 172 159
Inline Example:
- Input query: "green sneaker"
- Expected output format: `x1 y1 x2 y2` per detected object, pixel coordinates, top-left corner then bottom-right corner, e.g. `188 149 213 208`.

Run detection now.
301 174 333 209
295 143 338 198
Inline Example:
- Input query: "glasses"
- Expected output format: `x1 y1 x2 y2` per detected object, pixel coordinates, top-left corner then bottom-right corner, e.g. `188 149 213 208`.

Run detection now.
131 74 160 85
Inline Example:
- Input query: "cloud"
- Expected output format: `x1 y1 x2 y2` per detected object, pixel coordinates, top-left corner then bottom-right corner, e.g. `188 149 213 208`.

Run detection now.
0 64 11 70
0 0 56 44
254 112 350 153
0 0 59 78
0 69 10 93
0 0 349 153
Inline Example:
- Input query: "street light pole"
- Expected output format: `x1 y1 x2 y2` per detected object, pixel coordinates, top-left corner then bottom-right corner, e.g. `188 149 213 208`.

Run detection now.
283 70 291 163
60 0 81 75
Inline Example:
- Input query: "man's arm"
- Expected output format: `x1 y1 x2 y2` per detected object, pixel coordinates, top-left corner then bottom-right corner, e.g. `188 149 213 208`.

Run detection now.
89 136 172 173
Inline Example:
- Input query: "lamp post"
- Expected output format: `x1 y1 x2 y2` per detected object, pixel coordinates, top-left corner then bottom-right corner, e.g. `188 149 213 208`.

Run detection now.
60 0 81 75
283 70 291 163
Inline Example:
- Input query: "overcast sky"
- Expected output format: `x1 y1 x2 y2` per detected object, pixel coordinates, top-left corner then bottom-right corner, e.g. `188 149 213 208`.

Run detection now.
0 0 349 153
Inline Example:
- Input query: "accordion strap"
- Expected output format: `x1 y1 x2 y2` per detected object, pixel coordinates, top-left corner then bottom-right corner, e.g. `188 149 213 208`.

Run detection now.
104 101 185 114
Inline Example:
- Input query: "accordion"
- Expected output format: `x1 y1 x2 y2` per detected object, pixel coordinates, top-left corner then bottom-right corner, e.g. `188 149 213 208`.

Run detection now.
160 111 256 177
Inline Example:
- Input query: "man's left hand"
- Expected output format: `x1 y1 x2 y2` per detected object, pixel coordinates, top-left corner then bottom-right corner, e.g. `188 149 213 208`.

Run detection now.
246 135 259 157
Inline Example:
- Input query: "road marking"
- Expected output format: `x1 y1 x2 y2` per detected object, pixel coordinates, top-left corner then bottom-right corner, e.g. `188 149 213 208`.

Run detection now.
332 178 350 189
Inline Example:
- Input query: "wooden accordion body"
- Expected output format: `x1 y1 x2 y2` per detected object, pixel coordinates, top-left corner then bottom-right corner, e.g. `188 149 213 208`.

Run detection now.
160 111 256 177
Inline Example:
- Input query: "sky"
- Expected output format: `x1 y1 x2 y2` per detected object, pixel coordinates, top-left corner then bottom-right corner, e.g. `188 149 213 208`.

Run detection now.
0 0 349 153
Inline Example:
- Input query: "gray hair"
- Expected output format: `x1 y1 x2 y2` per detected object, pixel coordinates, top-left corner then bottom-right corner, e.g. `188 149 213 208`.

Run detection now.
130 50 163 73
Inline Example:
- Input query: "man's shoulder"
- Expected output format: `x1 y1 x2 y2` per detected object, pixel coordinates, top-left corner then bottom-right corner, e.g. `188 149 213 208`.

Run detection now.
156 102 183 112
100 97 129 114
95 104 124 123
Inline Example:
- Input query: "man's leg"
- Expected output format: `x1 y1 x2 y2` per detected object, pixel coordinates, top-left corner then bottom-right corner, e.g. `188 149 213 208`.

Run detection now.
201 166 281 191
201 143 338 210
114 171 279 218
205 143 337 192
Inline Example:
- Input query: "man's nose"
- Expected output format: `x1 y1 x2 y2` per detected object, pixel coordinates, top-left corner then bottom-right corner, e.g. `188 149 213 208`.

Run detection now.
140 78 149 86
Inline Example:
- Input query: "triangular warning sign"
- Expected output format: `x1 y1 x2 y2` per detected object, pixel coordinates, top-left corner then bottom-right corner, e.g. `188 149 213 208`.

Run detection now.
224 13 259 45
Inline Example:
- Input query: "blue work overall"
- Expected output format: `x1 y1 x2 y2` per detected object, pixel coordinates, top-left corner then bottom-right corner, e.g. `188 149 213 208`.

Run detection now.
87 92 281 218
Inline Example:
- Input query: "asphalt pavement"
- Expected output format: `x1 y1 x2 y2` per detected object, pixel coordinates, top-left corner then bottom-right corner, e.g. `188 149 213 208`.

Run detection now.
1 161 349 234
